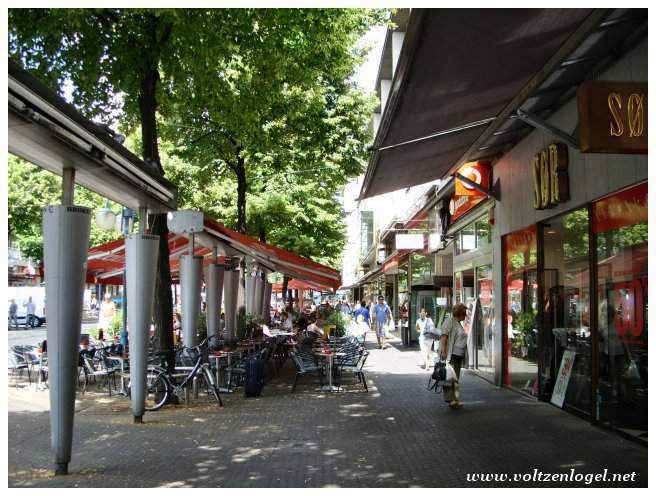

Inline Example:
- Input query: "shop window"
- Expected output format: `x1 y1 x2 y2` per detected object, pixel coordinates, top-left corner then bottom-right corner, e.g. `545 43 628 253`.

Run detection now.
542 208 591 414
503 226 538 395
360 211 374 257
411 253 434 286
593 182 647 438
475 214 491 248
475 264 495 376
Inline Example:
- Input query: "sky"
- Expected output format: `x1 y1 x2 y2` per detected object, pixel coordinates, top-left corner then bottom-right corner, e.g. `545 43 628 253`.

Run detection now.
353 25 387 93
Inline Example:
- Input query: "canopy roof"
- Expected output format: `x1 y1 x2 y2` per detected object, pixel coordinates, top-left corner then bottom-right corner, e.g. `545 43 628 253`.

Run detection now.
8 59 177 211
360 8 647 199
87 214 341 290
271 279 331 293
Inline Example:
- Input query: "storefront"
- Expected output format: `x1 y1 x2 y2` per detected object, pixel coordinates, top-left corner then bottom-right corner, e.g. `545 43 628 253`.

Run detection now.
445 162 497 381
493 45 647 440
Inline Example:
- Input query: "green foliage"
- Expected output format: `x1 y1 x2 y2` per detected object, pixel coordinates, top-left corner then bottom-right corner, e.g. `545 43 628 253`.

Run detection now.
196 312 207 342
8 8 389 269
326 310 347 336
8 155 122 263
108 310 123 337
236 308 264 341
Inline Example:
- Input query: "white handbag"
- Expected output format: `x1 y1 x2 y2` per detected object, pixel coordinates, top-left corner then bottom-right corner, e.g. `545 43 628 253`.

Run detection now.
445 362 458 383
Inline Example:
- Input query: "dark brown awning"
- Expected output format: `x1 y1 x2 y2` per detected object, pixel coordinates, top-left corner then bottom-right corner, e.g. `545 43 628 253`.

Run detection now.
360 8 646 199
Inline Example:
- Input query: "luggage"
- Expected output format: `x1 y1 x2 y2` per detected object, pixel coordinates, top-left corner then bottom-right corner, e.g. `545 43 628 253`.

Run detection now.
244 356 265 397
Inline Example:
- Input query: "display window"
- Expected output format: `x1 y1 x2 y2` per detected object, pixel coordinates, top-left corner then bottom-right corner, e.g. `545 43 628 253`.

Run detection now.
593 182 647 439
542 207 591 414
475 265 495 376
503 226 538 394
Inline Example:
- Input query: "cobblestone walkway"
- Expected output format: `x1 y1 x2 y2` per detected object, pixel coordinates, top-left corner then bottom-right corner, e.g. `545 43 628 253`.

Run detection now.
7 335 647 487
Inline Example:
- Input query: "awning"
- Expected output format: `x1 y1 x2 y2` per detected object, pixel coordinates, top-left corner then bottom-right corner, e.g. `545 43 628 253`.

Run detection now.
360 8 647 199
272 280 330 293
8 59 177 211
87 213 341 290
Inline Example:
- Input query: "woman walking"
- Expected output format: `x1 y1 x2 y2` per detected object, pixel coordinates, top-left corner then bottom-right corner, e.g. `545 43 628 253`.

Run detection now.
440 303 469 409
416 308 437 369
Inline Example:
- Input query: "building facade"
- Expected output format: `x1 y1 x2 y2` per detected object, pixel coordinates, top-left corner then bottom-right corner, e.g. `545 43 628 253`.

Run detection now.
352 9 647 442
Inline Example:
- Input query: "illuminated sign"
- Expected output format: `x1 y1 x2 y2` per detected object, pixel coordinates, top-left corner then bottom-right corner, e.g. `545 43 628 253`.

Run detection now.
450 162 490 221
395 233 424 250
531 142 569 210
578 81 647 154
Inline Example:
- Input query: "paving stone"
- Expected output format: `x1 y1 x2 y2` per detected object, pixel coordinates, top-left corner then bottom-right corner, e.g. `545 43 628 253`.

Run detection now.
7 335 647 487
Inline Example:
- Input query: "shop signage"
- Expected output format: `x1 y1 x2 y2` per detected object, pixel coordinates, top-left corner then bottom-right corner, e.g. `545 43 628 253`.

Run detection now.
592 182 647 233
578 81 647 154
395 233 424 250
449 162 491 221
454 161 490 197
531 142 569 210
550 349 576 408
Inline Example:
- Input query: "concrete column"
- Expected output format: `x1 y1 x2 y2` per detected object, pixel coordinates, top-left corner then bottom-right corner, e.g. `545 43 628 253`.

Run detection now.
180 254 203 347
392 31 406 75
254 271 264 318
43 204 91 475
380 79 392 115
223 268 238 339
125 233 159 423
205 262 225 339
263 282 273 323
372 113 382 138
237 259 246 313
245 267 255 314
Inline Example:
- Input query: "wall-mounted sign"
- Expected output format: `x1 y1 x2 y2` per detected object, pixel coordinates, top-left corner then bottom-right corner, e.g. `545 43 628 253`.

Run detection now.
395 233 424 250
531 142 569 210
578 81 647 154
454 161 490 197
450 162 491 220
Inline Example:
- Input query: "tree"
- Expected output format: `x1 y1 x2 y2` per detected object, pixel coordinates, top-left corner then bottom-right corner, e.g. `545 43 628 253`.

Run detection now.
161 9 381 250
8 155 122 263
9 9 241 365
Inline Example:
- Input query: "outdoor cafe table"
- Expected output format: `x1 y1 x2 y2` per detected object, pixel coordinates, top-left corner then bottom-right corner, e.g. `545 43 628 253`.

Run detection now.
313 349 345 393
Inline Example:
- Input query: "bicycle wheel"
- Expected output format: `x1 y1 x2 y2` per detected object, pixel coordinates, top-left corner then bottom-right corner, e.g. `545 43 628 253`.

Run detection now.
203 367 223 407
144 371 169 411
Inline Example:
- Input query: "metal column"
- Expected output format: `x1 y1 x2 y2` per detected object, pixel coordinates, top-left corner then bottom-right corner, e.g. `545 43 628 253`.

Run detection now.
254 271 264 317
43 204 91 475
223 268 238 340
263 281 273 323
205 262 225 339
125 232 159 423
180 254 203 347
245 268 255 314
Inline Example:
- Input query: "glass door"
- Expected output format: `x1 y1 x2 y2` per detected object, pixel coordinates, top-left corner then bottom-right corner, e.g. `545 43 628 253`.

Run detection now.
475 265 495 376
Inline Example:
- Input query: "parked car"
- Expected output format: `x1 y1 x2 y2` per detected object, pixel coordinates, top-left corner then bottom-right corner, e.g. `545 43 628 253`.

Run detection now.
14 313 46 328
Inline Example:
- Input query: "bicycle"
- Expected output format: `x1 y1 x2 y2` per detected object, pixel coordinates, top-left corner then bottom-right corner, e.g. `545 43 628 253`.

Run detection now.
137 339 224 411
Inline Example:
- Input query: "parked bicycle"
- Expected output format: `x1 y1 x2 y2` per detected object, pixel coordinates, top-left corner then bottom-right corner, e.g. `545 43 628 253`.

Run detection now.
135 339 223 411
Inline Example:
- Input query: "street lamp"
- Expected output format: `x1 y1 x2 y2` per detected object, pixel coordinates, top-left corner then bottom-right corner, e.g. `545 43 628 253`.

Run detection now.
95 201 117 231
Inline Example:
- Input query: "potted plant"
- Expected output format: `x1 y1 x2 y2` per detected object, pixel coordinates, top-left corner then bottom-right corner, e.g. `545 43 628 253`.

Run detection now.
514 311 536 359
327 310 347 338
236 309 264 341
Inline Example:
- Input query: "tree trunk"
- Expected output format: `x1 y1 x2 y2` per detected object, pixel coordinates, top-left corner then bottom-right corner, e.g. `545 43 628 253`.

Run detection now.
150 213 175 372
235 156 247 234
138 57 174 370
282 275 290 310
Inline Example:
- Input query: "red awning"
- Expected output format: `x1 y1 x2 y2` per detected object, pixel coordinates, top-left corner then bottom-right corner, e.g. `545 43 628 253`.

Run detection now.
86 213 341 290
272 279 330 292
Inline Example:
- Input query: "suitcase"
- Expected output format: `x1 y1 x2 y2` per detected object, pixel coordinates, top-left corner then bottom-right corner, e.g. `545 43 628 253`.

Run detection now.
244 357 265 397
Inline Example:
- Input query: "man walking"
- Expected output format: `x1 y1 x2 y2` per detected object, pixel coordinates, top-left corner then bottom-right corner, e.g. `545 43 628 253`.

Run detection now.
372 295 392 349
24 296 36 328
9 299 18 329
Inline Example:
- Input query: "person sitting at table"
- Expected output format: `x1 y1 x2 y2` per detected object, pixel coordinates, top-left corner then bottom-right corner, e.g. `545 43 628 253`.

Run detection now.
282 311 293 331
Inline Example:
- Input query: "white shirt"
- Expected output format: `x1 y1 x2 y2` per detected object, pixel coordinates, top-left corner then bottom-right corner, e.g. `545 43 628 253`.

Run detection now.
416 317 436 336
25 301 36 315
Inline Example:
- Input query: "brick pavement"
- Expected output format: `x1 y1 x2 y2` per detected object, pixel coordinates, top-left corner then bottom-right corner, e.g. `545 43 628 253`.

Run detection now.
7 335 647 488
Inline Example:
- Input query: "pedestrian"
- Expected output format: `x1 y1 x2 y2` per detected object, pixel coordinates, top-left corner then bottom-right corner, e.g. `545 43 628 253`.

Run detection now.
90 295 98 311
98 292 116 338
440 303 469 409
416 308 438 369
9 299 18 329
372 295 392 349
24 296 36 327
353 299 370 343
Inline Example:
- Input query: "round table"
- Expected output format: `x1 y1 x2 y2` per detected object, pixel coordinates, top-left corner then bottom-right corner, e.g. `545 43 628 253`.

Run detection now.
313 350 345 393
